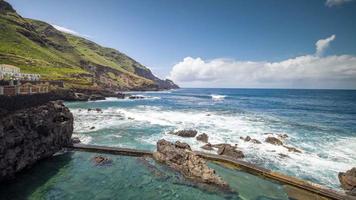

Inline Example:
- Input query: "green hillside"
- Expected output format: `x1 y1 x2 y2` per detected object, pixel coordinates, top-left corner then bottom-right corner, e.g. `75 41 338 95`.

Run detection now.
0 0 178 90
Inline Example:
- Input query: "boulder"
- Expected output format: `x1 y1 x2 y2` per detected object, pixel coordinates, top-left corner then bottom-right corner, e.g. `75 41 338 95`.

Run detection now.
244 136 251 142
92 155 112 166
169 130 198 138
71 137 81 144
241 136 261 144
153 139 228 188
339 167 356 195
216 144 245 159
128 95 145 99
175 141 191 151
251 139 262 144
89 94 105 101
201 143 214 150
196 133 209 143
265 137 283 145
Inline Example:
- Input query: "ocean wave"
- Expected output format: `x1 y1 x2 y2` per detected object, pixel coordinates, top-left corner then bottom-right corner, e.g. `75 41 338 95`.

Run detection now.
211 94 226 100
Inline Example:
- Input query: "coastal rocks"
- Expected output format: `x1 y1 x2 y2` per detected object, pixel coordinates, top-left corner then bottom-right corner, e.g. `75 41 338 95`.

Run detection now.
169 130 198 138
0 101 73 182
88 94 105 101
71 137 81 144
128 95 145 99
216 144 245 159
92 155 113 166
283 145 302 153
153 139 228 188
265 137 283 145
338 167 356 195
196 133 209 143
201 143 214 150
240 136 261 144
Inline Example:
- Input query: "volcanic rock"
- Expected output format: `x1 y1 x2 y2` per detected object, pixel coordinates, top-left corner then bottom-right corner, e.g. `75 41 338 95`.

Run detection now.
196 133 209 143
201 143 214 150
265 137 283 145
71 137 81 144
283 145 301 153
339 167 356 195
153 139 228 188
89 94 105 101
169 130 198 138
216 144 245 159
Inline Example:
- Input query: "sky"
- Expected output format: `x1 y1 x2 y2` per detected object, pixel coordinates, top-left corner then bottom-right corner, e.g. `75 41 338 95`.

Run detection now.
7 0 356 89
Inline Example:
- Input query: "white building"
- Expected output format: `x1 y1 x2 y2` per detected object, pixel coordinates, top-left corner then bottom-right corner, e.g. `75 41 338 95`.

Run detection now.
0 64 40 81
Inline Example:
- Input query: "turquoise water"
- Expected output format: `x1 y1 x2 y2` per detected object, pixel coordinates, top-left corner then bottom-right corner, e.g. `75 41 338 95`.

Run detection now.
0 151 290 200
66 88 356 190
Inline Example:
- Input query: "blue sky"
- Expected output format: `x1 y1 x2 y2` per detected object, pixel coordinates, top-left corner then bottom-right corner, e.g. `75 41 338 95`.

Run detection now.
7 0 356 89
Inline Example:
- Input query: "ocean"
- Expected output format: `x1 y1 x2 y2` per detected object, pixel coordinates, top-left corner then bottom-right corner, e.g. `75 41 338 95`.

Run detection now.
66 88 356 190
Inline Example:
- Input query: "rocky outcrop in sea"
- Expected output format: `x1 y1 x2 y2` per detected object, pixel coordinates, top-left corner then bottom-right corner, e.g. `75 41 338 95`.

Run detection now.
0 101 73 182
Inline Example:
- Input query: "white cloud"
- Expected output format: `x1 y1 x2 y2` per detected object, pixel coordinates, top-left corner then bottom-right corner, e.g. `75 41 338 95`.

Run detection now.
168 36 356 89
51 24 91 38
325 0 353 7
315 34 335 56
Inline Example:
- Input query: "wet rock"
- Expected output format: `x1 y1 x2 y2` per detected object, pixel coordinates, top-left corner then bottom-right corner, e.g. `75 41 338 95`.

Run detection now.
0 101 73 181
216 144 245 159
338 167 356 195
95 108 102 112
265 137 283 145
283 145 301 153
90 126 95 130
169 130 198 138
244 136 251 142
116 92 125 99
128 95 144 99
278 134 289 139
278 153 289 158
196 133 209 143
201 143 214 150
89 94 105 101
71 137 81 144
92 155 112 166
153 139 228 188
241 136 261 144
211 143 230 149
128 117 134 120
74 92 89 101
175 141 191 151
251 139 262 144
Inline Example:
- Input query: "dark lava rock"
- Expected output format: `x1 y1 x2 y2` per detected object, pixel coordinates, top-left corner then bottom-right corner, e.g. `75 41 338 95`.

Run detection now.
90 126 95 130
116 92 125 99
153 139 228 188
265 137 283 145
89 94 105 101
240 136 261 144
278 153 289 158
92 156 113 166
128 95 144 99
201 143 214 150
283 145 301 153
0 101 73 182
339 167 356 195
196 133 209 143
175 141 191 151
216 144 245 159
278 134 289 139
71 137 81 144
244 136 251 142
169 130 198 138
95 108 102 112
251 139 262 144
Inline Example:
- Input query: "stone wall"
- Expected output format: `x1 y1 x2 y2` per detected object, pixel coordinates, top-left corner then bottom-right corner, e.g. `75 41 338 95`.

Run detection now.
0 101 73 182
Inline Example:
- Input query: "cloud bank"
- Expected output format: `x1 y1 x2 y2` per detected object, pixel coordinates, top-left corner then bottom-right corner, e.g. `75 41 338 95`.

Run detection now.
51 24 91 38
168 35 356 89
325 0 354 7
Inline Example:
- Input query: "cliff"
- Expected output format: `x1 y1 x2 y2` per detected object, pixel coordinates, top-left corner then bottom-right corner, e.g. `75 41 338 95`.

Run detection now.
0 101 73 181
0 0 179 91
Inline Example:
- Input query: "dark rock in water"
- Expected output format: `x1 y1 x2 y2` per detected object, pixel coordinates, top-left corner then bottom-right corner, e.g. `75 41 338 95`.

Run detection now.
211 143 230 149
339 167 356 195
169 130 198 138
153 139 229 188
71 137 81 144
201 143 214 150
278 134 289 139
244 136 251 142
0 101 73 182
216 144 245 159
265 137 283 145
175 141 191 151
251 139 262 144
128 95 145 99
116 92 125 99
283 145 301 153
95 108 102 112
278 153 289 158
90 126 95 130
92 156 112 166
240 136 261 144
89 94 105 101
196 133 209 143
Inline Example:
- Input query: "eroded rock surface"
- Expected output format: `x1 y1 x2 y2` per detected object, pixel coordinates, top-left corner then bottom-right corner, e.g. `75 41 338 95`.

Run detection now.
196 133 209 143
216 144 245 159
153 139 228 188
0 101 73 182
169 130 198 138
265 137 283 145
339 167 356 196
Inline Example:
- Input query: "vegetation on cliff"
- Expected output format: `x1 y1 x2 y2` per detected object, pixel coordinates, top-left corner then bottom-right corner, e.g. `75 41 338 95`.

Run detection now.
0 0 178 90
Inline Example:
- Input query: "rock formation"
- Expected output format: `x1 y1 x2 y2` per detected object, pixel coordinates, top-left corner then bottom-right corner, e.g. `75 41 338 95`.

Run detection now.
216 144 245 159
0 101 73 182
265 136 283 145
201 143 214 150
92 155 113 166
169 130 198 137
339 167 356 196
196 133 209 143
153 139 228 188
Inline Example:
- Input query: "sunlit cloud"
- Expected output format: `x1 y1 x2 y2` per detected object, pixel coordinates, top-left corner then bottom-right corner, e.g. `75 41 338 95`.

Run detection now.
325 0 354 7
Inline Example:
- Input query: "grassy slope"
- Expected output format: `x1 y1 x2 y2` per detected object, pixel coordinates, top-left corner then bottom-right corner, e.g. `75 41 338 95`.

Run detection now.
0 0 159 90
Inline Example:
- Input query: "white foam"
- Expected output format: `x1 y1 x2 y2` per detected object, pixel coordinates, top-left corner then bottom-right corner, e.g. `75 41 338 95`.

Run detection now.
211 94 226 100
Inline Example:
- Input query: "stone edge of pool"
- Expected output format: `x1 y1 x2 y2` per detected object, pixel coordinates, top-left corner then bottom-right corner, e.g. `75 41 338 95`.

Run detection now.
67 143 355 200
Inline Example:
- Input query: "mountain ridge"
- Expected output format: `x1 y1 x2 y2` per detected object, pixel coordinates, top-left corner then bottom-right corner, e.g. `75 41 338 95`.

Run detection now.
0 0 179 90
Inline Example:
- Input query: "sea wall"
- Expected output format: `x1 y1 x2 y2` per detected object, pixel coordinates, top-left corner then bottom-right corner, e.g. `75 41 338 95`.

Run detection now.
0 101 73 182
